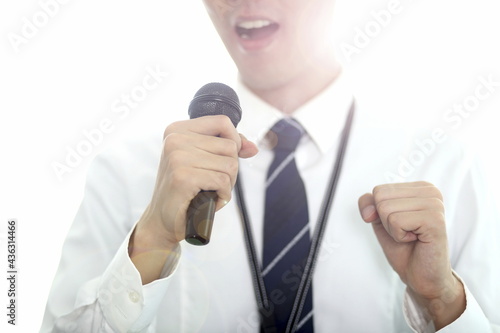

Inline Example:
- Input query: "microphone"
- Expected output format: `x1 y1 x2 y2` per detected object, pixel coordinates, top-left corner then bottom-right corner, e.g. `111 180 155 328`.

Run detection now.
185 82 242 246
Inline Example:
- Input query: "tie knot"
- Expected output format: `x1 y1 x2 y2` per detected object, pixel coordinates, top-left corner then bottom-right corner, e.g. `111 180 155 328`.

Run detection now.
270 118 304 152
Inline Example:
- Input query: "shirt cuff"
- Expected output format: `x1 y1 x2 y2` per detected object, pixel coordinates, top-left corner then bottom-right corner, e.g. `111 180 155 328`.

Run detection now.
403 272 491 333
97 225 181 332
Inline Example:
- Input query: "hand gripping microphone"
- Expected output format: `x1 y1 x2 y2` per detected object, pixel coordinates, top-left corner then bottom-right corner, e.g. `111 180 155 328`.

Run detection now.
185 82 242 246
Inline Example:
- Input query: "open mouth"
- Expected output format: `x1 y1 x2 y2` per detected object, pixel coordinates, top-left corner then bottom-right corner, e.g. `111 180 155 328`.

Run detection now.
235 20 280 40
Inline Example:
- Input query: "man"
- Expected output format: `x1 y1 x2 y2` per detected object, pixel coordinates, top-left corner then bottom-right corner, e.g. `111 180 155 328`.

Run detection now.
42 0 500 332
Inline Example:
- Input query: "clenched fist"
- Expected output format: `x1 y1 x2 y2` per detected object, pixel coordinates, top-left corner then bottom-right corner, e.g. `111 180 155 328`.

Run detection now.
358 181 466 329
129 115 258 284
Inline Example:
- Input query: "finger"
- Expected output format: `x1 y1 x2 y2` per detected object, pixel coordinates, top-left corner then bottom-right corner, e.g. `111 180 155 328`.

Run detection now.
168 148 239 187
358 193 380 222
164 132 239 159
165 115 242 151
238 134 259 159
375 197 445 226
385 210 446 243
194 170 233 213
170 167 233 210
373 182 443 202
374 181 436 189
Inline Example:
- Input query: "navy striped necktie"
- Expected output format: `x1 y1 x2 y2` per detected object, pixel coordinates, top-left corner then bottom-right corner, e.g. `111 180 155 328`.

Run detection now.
262 118 313 333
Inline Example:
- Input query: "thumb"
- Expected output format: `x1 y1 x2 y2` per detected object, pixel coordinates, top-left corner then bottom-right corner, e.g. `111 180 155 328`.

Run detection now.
238 134 259 159
358 193 379 223
358 193 393 250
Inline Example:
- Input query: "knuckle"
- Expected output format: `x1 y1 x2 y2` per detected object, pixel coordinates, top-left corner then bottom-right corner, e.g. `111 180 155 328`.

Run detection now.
167 149 186 168
226 139 239 156
221 191 233 204
163 121 182 139
218 114 234 129
429 197 445 211
216 172 232 189
163 132 183 152
431 210 446 224
376 200 391 217
417 180 434 187
372 185 383 195
387 212 399 226
386 217 404 242
170 167 191 188
372 185 387 201
430 187 444 201
219 138 238 157
216 116 240 145
226 158 239 176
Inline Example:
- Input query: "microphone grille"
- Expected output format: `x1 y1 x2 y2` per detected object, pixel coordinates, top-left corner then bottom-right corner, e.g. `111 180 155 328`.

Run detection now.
188 82 242 128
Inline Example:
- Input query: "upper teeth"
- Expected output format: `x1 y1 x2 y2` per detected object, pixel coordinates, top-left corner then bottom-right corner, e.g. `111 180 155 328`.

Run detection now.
237 20 272 29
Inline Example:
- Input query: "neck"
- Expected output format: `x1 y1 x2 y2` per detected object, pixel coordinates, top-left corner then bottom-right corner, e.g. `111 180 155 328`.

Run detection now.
245 56 341 115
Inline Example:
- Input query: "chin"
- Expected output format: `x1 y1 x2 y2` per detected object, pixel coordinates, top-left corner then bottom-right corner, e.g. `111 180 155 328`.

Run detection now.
237 62 276 85
234 56 292 88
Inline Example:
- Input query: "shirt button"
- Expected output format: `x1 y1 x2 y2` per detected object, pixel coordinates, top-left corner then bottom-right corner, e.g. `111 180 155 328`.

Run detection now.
129 290 140 303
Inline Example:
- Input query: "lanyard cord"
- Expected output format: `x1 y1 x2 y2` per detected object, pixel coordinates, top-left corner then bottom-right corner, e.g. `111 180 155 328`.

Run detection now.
235 101 355 333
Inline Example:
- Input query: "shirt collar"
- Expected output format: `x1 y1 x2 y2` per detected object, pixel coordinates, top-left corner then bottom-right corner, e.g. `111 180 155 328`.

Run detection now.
236 71 354 155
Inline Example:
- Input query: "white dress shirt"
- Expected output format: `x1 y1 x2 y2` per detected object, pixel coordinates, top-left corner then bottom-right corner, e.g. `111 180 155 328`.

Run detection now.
41 74 500 332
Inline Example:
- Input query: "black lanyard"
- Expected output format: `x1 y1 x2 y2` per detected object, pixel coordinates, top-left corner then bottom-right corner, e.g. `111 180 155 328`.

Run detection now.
235 101 355 333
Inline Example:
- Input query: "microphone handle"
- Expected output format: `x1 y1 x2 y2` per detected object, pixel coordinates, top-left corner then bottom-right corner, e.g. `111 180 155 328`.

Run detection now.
185 191 218 245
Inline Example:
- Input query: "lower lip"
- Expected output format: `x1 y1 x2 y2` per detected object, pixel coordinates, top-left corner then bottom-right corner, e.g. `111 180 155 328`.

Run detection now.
236 25 280 52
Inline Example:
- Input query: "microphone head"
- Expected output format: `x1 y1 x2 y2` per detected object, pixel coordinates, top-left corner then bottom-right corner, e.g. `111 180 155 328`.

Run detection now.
188 82 242 128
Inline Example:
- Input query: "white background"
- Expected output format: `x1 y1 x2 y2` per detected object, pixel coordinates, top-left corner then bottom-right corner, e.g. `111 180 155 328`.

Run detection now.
0 0 499 331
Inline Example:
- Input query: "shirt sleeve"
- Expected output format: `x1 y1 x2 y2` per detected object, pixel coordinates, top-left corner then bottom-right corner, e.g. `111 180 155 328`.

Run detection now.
48 228 180 333
97 226 180 332
40 142 180 332
402 149 500 332
403 273 498 333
